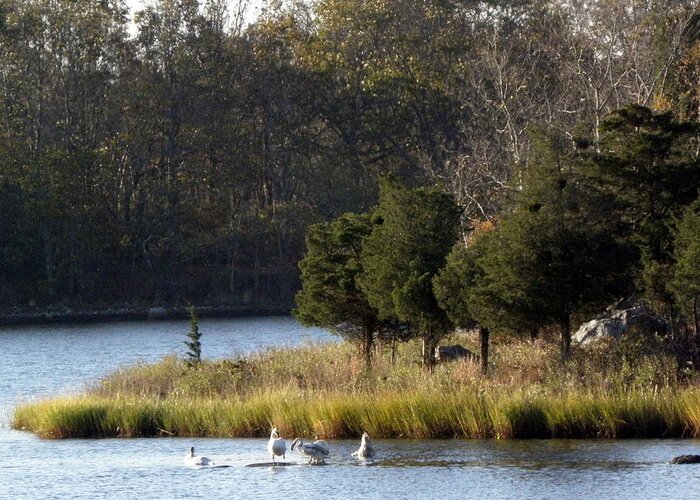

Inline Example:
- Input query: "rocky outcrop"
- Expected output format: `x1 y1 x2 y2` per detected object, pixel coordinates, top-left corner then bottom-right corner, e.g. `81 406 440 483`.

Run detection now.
670 454 700 464
573 304 667 346
435 344 474 362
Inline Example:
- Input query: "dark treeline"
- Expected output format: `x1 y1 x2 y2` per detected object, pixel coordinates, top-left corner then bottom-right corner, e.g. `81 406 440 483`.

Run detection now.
0 0 698 313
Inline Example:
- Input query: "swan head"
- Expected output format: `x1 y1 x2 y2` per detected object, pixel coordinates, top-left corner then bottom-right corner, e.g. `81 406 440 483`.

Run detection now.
270 427 279 439
361 432 370 444
290 438 302 451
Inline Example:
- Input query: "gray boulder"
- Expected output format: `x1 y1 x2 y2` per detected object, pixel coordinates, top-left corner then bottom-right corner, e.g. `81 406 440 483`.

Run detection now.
147 306 169 320
435 344 474 362
670 454 700 464
573 304 666 346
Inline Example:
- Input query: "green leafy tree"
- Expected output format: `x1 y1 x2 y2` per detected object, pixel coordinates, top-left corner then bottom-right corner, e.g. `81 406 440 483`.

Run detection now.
358 178 461 370
294 212 381 369
0 0 132 302
670 198 700 337
184 306 202 367
300 0 470 180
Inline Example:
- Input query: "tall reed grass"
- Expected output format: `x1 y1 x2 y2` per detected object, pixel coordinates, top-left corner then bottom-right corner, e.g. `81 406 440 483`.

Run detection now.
13 333 700 440
13 387 700 440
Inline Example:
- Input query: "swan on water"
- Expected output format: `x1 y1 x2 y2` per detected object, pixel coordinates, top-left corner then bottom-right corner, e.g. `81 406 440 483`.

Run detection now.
290 438 330 464
186 446 213 466
268 428 287 464
351 432 375 460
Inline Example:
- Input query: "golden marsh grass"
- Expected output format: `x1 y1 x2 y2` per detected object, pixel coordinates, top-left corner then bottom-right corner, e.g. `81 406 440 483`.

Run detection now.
12 333 700 440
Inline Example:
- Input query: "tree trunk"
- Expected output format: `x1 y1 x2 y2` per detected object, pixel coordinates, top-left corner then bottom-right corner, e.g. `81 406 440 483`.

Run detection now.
42 226 56 299
693 295 699 341
362 324 373 371
479 326 490 375
560 315 572 360
422 336 437 372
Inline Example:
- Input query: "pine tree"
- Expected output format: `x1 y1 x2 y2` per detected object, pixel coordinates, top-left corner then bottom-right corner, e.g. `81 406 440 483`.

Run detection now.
434 233 491 374
670 198 700 338
471 130 634 359
589 105 700 315
184 306 202 367
294 212 381 369
358 177 461 370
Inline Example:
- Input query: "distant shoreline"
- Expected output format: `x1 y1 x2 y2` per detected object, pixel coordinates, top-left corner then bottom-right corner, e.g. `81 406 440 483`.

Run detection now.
0 303 293 327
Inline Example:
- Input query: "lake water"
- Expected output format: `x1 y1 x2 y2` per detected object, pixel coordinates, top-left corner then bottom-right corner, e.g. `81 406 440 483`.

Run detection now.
1 316 699 499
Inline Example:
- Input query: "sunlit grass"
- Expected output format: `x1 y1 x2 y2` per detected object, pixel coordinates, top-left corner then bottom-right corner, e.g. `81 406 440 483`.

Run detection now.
14 387 700 440
12 332 700 439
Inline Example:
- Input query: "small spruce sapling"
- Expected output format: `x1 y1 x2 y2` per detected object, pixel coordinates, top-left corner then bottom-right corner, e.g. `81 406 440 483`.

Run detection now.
185 306 202 367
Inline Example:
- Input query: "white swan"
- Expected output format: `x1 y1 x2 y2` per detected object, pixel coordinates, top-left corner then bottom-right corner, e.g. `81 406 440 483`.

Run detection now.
290 438 330 464
351 432 375 460
185 446 213 466
268 428 287 464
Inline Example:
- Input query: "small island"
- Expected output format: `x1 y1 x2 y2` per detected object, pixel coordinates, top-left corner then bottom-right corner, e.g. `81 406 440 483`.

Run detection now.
12 327 700 440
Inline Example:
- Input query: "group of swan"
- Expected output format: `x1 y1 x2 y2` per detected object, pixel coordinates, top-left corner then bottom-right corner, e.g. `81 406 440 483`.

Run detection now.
268 428 374 465
187 428 374 467
192 433 699 467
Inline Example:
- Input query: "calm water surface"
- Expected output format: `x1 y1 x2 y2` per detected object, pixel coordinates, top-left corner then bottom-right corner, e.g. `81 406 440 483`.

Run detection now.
1 317 699 499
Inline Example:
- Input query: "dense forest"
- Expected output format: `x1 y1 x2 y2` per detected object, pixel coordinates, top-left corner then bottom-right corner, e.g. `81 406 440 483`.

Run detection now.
0 0 698 321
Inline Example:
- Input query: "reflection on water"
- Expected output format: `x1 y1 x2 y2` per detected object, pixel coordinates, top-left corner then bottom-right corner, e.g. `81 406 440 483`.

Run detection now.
1 317 700 498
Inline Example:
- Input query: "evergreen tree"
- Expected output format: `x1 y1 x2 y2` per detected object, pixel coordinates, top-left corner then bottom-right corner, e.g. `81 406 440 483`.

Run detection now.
294 213 381 369
184 306 202 367
472 131 634 358
670 197 700 338
433 231 491 374
589 105 700 315
358 178 461 370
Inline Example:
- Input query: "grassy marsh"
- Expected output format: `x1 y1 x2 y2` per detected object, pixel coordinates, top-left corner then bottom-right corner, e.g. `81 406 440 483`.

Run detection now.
12 333 700 440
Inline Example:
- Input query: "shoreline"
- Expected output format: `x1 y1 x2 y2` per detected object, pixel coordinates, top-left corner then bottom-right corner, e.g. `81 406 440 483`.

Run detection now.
0 303 293 327
11 332 700 439
11 329 700 442
13 387 700 440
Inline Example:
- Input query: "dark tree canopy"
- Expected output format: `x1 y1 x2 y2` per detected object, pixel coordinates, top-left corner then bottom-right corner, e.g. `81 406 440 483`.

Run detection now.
0 0 697 358
358 178 461 369
294 212 380 368
671 198 700 337
589 105 700 314
467 131 635 358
